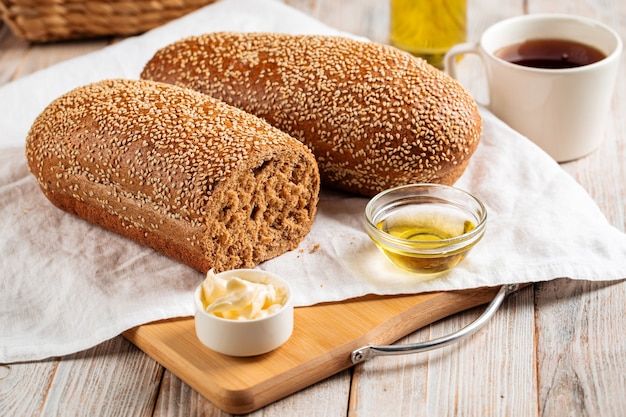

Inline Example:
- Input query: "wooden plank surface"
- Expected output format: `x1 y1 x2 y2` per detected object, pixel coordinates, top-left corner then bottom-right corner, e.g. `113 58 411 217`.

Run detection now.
1 0 625 416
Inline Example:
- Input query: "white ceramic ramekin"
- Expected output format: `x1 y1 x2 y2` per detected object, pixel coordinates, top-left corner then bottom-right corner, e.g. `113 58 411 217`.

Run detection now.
194 269 294 357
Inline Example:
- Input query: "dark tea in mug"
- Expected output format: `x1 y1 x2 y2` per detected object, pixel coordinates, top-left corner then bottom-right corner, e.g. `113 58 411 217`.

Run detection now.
495 38 606 69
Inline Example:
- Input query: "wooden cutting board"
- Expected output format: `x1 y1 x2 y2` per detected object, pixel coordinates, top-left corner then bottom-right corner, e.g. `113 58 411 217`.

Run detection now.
123 286 501 414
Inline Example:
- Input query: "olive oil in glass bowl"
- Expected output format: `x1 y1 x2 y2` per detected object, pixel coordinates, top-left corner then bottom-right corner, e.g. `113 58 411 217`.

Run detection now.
364 184 487 275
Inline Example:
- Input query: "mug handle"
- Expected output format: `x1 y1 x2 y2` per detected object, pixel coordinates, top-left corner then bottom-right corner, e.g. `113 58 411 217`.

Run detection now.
444 42 489 108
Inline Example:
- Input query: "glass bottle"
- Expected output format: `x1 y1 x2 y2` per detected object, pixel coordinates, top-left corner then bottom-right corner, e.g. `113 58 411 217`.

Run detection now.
390 0 467 69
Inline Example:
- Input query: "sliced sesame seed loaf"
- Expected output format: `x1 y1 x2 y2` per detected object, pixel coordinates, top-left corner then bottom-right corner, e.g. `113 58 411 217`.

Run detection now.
141 32 482 197
25 79 320 273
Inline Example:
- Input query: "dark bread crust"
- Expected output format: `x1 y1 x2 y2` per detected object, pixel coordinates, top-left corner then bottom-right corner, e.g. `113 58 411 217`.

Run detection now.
141 32 482 197
25 79 320 272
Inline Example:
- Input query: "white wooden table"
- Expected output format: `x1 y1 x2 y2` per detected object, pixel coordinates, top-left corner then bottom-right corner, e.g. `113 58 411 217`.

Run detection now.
1 0 625 415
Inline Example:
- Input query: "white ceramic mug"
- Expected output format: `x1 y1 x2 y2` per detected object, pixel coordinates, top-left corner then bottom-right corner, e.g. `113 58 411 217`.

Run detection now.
444 14 622 162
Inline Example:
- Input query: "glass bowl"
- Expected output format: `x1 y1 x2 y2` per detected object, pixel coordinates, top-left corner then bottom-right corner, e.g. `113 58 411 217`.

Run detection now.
363 184 487 275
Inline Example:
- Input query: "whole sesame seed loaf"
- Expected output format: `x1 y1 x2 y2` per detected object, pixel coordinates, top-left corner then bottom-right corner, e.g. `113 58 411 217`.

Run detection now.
25 79 320 273
140 32 482 197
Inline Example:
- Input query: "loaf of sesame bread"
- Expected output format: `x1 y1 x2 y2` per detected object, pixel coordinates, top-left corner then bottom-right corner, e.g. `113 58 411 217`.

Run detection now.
141 32 482 197
25 79 320 273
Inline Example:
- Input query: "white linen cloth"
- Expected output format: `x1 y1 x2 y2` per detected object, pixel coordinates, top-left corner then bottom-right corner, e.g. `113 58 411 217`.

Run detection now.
1 0 626 364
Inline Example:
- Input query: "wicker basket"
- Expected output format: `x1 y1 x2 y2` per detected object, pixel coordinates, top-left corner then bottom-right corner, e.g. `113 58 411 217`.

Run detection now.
0 0 219 42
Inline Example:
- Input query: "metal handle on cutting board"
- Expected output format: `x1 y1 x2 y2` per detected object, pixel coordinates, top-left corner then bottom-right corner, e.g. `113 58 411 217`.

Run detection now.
350 284 519 364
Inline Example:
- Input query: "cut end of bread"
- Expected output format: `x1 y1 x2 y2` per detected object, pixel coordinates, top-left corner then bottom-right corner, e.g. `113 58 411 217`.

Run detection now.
203 153 319 272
